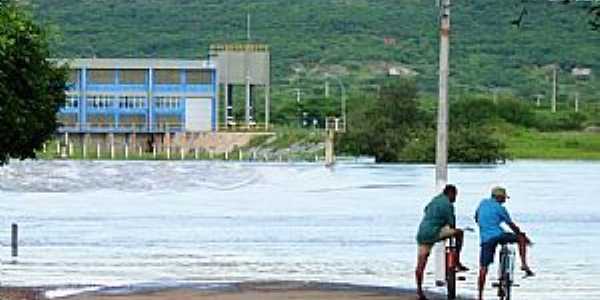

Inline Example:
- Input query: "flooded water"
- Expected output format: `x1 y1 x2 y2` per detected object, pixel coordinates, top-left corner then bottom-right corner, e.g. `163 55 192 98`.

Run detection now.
0 160 599 299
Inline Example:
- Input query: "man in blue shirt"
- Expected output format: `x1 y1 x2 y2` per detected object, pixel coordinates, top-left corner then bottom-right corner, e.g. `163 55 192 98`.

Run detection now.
475 186 534 300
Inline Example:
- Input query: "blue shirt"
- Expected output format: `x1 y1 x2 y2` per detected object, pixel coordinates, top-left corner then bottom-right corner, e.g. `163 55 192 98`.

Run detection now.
474 197 513 244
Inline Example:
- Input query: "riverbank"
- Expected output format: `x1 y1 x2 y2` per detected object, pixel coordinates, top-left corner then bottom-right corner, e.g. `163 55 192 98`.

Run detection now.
36 126 600 163
36 128 326 163
505 128 600 160
0 287 45 300
64 282 468 300
0 282 471 300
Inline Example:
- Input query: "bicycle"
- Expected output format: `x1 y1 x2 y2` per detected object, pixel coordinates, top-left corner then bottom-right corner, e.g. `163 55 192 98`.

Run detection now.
492 242 517 300
445 236 458 300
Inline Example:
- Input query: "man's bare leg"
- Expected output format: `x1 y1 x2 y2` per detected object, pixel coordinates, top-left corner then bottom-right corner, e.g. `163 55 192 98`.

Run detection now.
415 245 431 299
453 229 469 271
516 234 534 276
478 266 488 300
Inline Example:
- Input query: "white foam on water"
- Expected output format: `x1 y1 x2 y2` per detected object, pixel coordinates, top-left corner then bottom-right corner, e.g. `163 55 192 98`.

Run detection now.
45 287 102 299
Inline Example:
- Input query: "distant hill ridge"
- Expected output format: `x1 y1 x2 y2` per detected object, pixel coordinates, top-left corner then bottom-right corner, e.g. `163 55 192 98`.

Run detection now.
33 0 600 98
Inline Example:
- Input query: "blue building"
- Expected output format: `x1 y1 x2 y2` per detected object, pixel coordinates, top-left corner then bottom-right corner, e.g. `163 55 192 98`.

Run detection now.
58 59 218 133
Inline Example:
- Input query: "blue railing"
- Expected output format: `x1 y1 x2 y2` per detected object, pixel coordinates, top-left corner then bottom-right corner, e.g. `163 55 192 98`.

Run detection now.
87 84 147 93
186 84 213 93
58 122 185 133
153 84 214 94
153 84 184 93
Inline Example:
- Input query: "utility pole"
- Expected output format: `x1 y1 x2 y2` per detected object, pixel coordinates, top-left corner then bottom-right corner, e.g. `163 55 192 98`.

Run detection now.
552 65 558 113
247 12 251 41
341 83 346 132
493 87 499 104
295 88 302 103
245 72 251 127
295 88 302 127
324 74 347 132
435 0 451 287
244 13 252 127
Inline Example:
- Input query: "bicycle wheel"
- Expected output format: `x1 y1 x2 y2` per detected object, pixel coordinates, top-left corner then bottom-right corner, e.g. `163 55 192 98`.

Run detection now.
447 267 456 299
502 272 512 300
497 255 506 299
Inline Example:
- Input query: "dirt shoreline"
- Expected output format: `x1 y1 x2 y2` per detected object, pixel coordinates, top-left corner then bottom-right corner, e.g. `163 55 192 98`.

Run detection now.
0 281 473 300
0 287 46 300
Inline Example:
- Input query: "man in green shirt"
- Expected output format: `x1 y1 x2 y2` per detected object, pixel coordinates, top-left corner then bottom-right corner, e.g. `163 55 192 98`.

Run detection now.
415 184 468 300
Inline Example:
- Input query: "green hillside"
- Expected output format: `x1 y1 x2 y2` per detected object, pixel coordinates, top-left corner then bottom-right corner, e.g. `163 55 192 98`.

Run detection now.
32 0 600 105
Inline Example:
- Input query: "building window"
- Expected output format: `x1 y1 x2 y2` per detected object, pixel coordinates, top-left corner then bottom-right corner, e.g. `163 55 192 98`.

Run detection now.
64 95 79 109
119 114 146 130
155 115 183 131
87 114 116 128
118 96 146 109
154 69 181 84
154 97 181 109
87 95 114 109
186 69 212 84
88 69 117 84
119 70 146 84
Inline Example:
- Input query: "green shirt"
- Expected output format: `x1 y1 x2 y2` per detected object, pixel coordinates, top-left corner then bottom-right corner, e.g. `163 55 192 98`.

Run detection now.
416 193 456 244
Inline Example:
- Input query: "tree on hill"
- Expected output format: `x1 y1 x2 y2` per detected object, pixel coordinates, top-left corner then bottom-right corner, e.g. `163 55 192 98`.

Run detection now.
337 78 427 162
338 80 509 163
515 0 600 30
0 0 66 165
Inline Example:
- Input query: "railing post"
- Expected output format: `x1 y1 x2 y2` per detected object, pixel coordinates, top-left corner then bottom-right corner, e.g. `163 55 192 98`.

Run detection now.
11 223 18 257
64 132 69 152
110 134 115 160
165 131 171 160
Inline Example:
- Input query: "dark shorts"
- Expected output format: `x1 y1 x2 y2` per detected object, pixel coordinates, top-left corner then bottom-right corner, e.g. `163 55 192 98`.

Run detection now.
480 233 518 267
